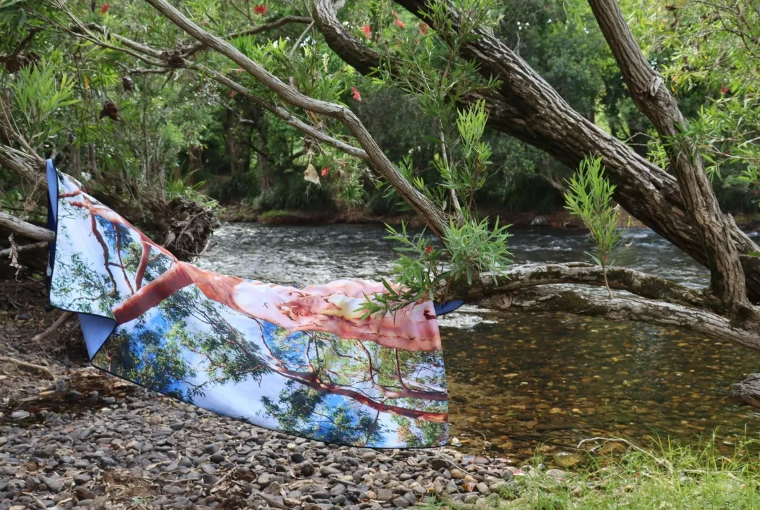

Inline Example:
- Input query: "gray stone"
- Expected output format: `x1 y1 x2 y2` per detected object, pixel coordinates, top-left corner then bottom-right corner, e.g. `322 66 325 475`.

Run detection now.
376 489 393 502
73 473 91 485
40 475 62 492
11 410 31 420
330 484 346 497
391 497 410 508
546 469 570 479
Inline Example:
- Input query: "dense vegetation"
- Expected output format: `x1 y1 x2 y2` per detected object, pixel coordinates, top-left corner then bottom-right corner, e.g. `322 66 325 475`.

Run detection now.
1 0 757 218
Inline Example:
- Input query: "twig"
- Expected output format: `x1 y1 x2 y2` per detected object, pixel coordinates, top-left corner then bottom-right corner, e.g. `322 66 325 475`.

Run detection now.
289 21 315 56
22 491 48 510
31 311 75 343
0 241 48 258
210 467 237 492
250 488 291 510
0 356 55 379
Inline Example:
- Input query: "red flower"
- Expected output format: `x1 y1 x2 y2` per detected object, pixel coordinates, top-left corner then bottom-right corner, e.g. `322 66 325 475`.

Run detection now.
253 4 266 15
228 90 236 97
321 167 330 177
392 11 405 28
100 3 110 13
425 246 432 253
418 22 429 35
351 86 362 101
362 25 372 39
236 67 242 74
720 86 730 94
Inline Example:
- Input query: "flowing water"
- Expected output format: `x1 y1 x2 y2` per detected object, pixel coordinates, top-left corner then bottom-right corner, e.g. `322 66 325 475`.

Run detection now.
198 223 760 457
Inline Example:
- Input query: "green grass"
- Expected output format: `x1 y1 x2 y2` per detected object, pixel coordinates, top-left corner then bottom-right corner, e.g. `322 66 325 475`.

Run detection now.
428 437 760 510
259 209 293 219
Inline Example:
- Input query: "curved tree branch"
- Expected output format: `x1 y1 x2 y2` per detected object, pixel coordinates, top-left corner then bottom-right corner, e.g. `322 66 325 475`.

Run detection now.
78 23 370 161
381 0 760 299
450 262 717 312
143 0 449 237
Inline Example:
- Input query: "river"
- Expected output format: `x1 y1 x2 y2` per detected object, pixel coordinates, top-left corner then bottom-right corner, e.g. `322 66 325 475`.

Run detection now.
197 222 760 457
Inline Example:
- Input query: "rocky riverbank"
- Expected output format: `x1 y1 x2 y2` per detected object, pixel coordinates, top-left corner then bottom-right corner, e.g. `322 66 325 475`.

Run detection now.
0 280 548 510
1 374 527 510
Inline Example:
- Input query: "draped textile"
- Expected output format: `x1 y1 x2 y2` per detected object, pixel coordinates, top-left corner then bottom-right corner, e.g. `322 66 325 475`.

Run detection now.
46 160 449 448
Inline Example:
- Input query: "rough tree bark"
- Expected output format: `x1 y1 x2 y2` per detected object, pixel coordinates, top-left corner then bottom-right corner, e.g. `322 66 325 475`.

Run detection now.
587 0 751 314
312 0 760 300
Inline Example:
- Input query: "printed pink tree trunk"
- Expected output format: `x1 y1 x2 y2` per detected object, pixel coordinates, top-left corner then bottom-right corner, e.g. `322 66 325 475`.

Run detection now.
68 194 443 353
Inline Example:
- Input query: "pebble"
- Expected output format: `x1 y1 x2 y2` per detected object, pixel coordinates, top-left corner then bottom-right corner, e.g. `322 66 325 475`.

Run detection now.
0 376 524 510
73 473 91 485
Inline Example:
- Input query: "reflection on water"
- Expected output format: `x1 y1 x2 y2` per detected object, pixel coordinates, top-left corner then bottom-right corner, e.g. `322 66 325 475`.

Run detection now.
199 223 760 456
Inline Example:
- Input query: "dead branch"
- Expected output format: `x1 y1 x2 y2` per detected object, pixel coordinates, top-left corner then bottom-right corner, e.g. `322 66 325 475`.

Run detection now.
31 311 75 343
0 356 55 379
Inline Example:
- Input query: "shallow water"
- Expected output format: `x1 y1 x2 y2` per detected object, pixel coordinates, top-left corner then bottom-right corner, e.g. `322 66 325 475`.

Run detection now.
198 223 760 456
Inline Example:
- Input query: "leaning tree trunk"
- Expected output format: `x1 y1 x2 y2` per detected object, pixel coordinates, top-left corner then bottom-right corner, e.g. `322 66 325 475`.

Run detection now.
587 0 750 314
312 0 760 300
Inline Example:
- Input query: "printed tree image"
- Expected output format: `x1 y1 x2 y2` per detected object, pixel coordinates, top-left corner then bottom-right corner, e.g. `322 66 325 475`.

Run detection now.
49 170 448 448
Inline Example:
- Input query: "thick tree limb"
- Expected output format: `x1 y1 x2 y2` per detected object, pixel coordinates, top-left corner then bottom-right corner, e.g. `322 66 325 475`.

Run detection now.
0 211 54 243
449 262 717 312
385 0 760 297
483 287 760 353
143 0 449 237
587 0 750 312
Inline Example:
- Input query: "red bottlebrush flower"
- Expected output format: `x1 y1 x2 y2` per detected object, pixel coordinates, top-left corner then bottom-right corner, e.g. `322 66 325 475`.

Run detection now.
253 4 267 15
100 3 110 14
228 90 236 98
720 86 730 94
392 11 405 28
362 25 372 39
351 86 362 101
425 246 432 253
320 167 330 177
418 22 429 35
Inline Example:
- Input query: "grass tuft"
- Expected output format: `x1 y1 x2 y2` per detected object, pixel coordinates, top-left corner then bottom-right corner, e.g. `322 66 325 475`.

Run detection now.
424 436 760 509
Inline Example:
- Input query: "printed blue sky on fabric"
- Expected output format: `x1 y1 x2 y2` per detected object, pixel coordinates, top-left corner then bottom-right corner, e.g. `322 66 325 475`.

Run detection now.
48 169 449 447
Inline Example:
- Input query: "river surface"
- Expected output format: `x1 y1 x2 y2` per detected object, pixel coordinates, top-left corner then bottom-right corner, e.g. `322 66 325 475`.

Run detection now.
198 223 760 458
